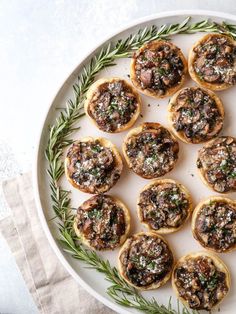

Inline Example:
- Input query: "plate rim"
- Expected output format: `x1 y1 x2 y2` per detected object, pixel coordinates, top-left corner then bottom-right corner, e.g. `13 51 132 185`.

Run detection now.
33 10 236 314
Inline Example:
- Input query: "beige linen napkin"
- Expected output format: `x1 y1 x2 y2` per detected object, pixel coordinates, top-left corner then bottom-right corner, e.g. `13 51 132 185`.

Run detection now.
0 173 116 314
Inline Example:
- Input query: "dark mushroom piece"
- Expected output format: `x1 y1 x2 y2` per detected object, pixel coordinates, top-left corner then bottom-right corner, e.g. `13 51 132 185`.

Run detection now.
65 137 123 194
74 194 130 250
137 179 192 234
119 232 174 290
131 40 187 98
168 87 224 144
189 33 236 90
85 78 141 133
172 252 230 311
197 136 236 193
123 123 179 179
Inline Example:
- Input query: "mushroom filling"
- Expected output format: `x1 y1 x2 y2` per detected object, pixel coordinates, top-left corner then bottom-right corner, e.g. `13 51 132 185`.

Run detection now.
134 43 185 95
125 128 179 177
120 234 173 287
174 256 229 310
139 183 189 230
195 200 236 251
67 140 121 192
193 35 236 85
197 136 236 193
172 88 223 142
87 81 138 132
76 195 126 250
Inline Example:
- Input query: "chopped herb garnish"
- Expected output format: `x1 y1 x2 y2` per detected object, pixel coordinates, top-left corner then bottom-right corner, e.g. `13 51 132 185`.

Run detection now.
90 168 100 177
151 154 158 161
207 274 218 290
197 71 204 80
219 159 229 172
88 208 103 219
110 101 118 111
199 273 207 285
186 109 195 117
229 172 236 178
91 145 102 153
158 68 167 76
147 261 156 270
109 238 118 244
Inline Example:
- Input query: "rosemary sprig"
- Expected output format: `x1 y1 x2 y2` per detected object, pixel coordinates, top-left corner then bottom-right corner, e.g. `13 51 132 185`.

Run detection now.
45 16 235 313
219 21 236 38
60 226 199 314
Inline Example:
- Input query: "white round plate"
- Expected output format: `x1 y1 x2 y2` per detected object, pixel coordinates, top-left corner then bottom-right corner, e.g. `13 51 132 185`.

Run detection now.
34 10 236 314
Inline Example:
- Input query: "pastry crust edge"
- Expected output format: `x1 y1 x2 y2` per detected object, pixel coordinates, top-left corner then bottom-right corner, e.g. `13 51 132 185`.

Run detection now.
172 251 231 310
197 136 236 194
188 33 236 91
167 86 224 144
122 122 179 179
130 40 187 99
73 194 131 250
65 136 123 194
118 231 174 290
84 77 142 133
191 195 236 253
137 178 192 234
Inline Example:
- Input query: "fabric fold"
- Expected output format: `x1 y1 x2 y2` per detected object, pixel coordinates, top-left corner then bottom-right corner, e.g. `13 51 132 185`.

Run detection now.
0 173 115 314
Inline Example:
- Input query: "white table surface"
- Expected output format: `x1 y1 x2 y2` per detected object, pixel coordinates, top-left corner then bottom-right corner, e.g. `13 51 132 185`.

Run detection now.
1 1 236 313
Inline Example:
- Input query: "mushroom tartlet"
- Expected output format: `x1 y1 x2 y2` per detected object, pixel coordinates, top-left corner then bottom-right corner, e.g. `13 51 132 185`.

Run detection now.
84 78 141 133
192 196 236 253
168 87 224 144
197 136 236 193
74 194 130 250
130 40 187 98
118 232 174 290
189 33 236 90
123 123 179 179
65 137 123 194
137 179 192 234
172 252 230 311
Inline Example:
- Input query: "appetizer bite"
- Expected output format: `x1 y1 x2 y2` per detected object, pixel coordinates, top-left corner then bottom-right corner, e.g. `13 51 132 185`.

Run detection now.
118 232 174 290
123 123 179 179
137 179 192 234
74 194 130 250
84 78 141 133
130 40 187 98
168 86 224 144
172 252 230 311
192 196 236 253
197 136 236 193
189 33 236 90
65 137 123 194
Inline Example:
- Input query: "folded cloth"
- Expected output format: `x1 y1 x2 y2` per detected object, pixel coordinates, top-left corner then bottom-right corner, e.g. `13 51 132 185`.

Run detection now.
0 173 116 314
